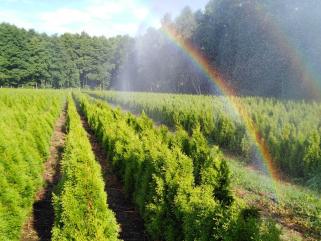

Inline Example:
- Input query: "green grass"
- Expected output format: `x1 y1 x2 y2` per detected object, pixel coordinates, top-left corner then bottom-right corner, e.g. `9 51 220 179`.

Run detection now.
227 156 321 240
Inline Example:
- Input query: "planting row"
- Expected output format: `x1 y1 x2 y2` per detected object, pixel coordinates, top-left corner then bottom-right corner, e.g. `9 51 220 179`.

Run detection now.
0 89 64 240
90 91 321 187
77 93 281 241
52 97 120 240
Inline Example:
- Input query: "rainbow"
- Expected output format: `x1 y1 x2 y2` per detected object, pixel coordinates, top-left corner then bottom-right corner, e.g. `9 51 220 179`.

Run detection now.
161 23 282 198
159 3 321 199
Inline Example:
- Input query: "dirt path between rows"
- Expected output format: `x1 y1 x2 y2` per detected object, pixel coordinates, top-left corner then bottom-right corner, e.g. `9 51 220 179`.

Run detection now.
21 106 67 241
79 111 149 241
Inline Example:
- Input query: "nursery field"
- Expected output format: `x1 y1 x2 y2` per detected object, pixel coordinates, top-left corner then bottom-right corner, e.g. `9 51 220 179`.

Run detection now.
89 91 321 186
87 90 321 240
0 89 320 241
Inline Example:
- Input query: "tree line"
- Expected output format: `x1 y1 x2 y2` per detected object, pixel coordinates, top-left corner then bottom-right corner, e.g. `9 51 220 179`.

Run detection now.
1 0 321 99
117 0 321 99
0 22 130 89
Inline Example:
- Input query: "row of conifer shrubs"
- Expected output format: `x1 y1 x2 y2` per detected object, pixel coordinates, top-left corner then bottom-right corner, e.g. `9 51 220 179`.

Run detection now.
0 90 64 240
51 97 120 241
77 93 281 241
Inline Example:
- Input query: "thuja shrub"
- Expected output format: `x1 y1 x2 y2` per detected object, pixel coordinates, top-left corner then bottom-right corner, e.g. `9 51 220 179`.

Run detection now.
91 91 321 184
168 125 233 205
51 97 119 241
0 90 64 241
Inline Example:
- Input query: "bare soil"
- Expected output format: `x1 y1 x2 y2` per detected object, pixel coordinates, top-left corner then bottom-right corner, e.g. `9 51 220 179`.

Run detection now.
21 106 67 241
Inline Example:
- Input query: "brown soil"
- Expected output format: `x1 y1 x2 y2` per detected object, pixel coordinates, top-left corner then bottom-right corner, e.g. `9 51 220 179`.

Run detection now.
21 106 67 241
79 111 149 241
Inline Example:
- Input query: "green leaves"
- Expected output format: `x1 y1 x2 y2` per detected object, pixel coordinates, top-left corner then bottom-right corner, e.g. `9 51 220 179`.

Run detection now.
52 97 120 241
0 23 129 88
97 91 321 186
0 89 64 241
78 93 281 241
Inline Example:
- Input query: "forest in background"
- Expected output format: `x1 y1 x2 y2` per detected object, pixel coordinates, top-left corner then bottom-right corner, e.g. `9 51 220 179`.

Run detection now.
1 0 321 99
0 23 129 89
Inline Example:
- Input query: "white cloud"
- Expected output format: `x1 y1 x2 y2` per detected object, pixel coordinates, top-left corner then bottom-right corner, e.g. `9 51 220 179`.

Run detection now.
0 10 34 29
39 8 91 25
87 2 123 19
0 0 157 36
132 7 149 20
1 0 211 37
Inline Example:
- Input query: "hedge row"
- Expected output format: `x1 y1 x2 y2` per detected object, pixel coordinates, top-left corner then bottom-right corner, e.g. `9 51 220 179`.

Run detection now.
77 93 281 241
51 97 120 241
0 89 64 241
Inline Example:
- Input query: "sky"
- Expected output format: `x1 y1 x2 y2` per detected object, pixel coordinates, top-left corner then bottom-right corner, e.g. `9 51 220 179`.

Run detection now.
0 0 208 37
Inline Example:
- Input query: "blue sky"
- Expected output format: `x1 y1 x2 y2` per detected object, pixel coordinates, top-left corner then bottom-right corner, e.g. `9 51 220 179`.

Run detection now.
0 0 208 37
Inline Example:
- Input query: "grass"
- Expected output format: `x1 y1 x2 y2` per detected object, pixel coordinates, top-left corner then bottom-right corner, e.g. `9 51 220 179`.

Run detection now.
227 156 321 240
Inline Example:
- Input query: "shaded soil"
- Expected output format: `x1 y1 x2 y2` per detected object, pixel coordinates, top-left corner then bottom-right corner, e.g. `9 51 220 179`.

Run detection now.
21 106 67 241
79 111 149 241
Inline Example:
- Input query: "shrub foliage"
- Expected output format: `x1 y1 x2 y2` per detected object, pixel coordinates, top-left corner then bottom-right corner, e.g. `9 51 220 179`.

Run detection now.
0 89 64 240
51 97 120 241
77 93 281 241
